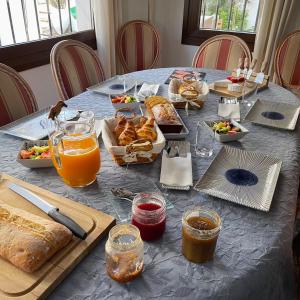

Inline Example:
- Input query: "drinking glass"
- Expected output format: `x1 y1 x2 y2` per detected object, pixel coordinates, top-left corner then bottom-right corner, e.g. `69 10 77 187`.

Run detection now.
242 79 258 107
49 121 100 187
80 110 95 129
195 121 214 157
117 74 127 93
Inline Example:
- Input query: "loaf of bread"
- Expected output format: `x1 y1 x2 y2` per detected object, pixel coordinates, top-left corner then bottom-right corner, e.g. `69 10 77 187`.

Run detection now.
0 203 73 273
151 104 181 125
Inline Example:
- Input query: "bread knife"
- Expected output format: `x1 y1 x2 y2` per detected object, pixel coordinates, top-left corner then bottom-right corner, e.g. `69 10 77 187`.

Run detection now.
8 183 87 240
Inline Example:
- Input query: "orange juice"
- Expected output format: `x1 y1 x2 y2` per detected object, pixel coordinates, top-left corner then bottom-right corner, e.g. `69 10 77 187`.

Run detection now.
50 133 100 187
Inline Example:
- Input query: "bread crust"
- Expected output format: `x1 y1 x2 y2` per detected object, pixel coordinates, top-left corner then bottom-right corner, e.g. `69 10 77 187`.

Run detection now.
0 203 73 273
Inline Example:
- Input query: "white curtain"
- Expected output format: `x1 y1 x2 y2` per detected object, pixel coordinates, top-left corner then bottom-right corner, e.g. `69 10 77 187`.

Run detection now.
92 0 123 78
252 0 299 82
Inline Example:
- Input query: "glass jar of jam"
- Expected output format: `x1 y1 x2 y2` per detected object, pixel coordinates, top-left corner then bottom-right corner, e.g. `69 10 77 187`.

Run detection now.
182 207 221 263
105 224 144 283
131 193 166 241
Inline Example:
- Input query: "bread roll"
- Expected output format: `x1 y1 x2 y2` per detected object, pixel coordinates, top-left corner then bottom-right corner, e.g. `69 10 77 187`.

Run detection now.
0 203 73 273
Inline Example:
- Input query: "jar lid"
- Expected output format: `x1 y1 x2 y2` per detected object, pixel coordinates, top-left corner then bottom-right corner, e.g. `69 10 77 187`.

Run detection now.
108 224 142 251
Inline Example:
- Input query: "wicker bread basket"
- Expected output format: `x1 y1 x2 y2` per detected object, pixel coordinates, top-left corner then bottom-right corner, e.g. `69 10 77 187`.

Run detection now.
102 115 166 166
168 76 209 109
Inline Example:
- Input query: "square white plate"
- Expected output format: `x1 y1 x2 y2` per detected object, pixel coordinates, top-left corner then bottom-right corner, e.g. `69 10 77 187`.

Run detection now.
244 99 300 130
194 146 282 211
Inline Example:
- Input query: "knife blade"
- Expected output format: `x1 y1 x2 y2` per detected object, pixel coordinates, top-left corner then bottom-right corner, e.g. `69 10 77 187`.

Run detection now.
8 183 87 240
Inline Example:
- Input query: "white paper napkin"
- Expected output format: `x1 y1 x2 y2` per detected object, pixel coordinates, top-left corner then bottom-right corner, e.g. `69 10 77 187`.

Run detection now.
160 150 193 190
137 83 160 98
218 102 240 121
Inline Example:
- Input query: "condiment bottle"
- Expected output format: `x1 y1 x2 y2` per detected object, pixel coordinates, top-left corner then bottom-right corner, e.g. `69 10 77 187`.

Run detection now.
131 193 166 241
182 207 221 263
105 224 144 283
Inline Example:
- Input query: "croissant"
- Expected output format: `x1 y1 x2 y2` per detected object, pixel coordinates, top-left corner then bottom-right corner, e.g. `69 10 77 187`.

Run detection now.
137 117 157 142
114 116 127 138
118 120 137 146
135 116 147 131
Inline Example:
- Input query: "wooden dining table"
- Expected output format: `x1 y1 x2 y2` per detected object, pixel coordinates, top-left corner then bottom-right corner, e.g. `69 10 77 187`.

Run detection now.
1 67 299 300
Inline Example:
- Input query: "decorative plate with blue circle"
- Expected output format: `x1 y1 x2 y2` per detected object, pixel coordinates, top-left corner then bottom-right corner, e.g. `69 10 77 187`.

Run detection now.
194 146 282 211
245 99 300 130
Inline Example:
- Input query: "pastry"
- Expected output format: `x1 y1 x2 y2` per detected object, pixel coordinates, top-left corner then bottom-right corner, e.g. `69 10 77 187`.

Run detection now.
0 203 72 273
137 118 157 142
135 116 147 131
118 120 137 146
151 104 181 125
145 96 168 110
114 115 127 138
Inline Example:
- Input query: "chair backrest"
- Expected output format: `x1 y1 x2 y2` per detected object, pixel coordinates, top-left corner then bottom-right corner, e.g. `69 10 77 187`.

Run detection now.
0 63 38 126
50 39 105 100
274 30 300 89
192 34 251 71
117 20 160 73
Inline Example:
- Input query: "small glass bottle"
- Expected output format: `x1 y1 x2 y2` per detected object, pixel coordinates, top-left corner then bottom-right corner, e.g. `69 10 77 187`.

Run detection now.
105 224 144 283
182 207 221 263
131 193 166 241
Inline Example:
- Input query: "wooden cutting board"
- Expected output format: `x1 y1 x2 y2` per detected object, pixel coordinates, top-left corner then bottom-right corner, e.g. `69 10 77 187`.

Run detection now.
0 173 116 300
209 70 269 99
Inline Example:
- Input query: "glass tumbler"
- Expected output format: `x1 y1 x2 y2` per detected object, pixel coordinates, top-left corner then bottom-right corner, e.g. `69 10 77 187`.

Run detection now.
80 110 95 129
195 121 214 157
105 224 144 283
182 207 221 263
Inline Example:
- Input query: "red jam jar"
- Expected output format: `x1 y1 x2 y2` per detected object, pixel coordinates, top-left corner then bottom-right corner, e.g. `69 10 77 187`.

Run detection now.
131 193 166 241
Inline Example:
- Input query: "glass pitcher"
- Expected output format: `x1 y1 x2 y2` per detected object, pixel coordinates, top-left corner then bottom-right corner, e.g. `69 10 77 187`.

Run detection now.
49 121 100 187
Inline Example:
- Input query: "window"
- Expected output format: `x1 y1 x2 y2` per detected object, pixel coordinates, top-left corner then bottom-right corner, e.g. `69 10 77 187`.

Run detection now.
0 0 96 71
182 0 261 51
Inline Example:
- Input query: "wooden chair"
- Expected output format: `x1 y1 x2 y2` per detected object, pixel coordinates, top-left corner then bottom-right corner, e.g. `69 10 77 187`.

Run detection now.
117 20 160 73
0 63 38 127
192 34 251 72
50 39 105 101
274 30 300 98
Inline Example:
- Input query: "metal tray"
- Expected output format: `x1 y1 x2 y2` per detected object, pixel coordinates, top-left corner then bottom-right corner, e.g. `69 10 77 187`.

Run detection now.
244 99 300 130
0 107 78 140
139 105 189 140
87 76 143 95
194 146 282 212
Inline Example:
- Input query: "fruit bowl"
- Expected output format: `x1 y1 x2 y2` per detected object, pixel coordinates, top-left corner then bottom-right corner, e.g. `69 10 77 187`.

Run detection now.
111 94 140 110
204 119 249 143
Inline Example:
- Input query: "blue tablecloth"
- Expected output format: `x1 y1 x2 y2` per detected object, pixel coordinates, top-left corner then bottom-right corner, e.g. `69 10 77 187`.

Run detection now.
1 68 299 300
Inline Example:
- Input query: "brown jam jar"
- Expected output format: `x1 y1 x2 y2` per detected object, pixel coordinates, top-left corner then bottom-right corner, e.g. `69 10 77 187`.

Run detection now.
105 224 144 283
182 207 221 263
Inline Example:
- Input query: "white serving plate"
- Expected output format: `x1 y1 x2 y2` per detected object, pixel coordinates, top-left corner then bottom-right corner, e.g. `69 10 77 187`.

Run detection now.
17 140 53 168
204 119 249 142
194 146 282 212
0 108 78 140
87 76 143 95
244 99 300 130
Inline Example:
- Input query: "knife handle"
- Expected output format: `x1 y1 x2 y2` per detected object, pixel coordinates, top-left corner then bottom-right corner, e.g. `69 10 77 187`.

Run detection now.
49 209 87 240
